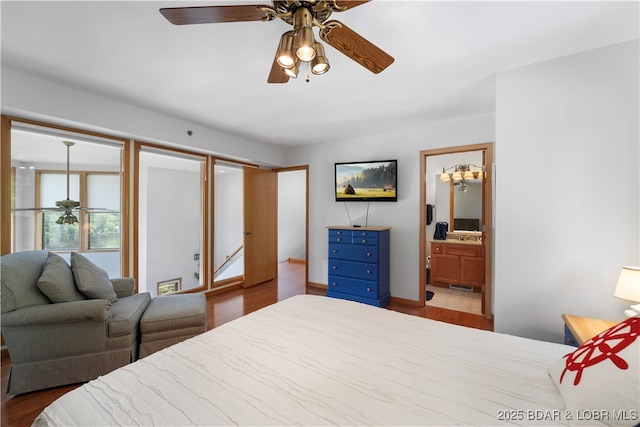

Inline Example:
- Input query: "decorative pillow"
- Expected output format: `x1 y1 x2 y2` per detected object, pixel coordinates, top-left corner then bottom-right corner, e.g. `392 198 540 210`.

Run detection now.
37 252 86 303
549 316 639 426
70 252 117 302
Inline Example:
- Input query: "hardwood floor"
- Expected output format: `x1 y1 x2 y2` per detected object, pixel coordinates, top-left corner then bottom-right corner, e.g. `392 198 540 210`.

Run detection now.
1 261 493 427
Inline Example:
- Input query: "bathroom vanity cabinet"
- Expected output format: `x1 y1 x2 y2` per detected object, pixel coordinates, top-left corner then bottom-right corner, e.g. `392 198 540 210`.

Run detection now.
430 241 484 287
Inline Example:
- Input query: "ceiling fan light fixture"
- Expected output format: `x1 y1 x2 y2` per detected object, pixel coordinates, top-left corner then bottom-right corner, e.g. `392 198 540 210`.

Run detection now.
284 59 300 78
311 42 330 75
56 213 79 225
276 31 296 68
295 26 316 61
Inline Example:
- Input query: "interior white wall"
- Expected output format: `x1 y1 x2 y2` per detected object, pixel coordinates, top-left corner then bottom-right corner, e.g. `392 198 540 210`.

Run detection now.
284 115 495 302
494 39 639 342
1 67 284 167
278 170 306 262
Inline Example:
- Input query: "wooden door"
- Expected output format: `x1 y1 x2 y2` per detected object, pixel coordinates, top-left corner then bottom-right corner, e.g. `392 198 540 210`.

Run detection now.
243 167 277 287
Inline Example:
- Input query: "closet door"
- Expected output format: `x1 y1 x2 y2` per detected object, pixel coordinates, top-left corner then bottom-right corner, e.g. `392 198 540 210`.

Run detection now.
243 166 277 287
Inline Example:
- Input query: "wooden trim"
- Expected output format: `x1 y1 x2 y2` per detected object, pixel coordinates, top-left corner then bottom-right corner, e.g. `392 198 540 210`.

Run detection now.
1 116 12 255
307 281 327 289
288 258 306 264
132 141 141 293
391 295 421 306
2 116 128 145
205 282 243 297
448 180 454 231
121 142 131 277
420 142 494 320
201 155 210 288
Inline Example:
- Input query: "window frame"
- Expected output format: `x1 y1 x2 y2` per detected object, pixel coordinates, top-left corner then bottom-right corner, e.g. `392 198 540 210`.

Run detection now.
36 170 121 253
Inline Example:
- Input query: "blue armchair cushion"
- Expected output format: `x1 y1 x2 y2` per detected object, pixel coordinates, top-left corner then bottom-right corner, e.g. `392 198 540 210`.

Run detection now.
71 252 117 302
37 252 86 303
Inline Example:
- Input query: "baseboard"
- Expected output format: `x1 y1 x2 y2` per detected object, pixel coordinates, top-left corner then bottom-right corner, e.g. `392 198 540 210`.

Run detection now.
307 281 327 290
288 258 306 264
390 295 421 306
1 346 8 359
205 282 242 297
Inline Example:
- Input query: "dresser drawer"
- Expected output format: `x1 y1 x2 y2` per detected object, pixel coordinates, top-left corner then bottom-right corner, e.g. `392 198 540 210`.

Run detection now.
329 243 378 262
328 232 351 244
352 236 378 246
352 230 378 238
328 276 379 298
328 259 378 280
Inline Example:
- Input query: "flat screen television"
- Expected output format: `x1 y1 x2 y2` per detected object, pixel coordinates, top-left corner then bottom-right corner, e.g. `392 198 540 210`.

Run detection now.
335 159 397 202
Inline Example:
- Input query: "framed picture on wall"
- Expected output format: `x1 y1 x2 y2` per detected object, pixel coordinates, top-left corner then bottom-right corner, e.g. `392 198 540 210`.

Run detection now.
157 278 181 295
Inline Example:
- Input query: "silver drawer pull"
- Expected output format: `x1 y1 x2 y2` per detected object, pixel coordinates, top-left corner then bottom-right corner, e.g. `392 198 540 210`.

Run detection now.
362 239 366 243
366 270 372 274
332 282 337 286
332 266 337 270
336 238 342 242
366 252 372 257
366 287 371 292
332 249 337 253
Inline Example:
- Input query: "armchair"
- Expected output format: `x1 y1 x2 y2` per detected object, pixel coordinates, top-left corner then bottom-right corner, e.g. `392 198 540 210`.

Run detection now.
1 250 151 395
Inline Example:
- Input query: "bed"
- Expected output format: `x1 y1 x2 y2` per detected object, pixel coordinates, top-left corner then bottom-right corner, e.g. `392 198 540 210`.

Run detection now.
33 295 638 426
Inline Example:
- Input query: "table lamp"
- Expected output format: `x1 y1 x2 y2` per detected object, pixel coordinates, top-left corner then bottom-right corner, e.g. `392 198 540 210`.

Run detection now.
613 266 640 317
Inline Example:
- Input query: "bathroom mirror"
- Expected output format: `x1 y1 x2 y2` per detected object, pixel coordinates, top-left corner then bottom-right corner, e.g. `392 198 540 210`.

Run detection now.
453 178 482 231
432 151 484 232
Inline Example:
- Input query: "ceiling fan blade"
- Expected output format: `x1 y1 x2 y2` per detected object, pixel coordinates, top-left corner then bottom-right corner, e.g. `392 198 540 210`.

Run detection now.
267 53 290 84
77 207 116 212
160 5 271 25
12 207 62 212
332 1 371 11
320 20 394 74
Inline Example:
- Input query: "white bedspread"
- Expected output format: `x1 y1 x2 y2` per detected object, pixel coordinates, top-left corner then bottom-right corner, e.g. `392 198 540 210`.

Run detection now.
33 295 571 426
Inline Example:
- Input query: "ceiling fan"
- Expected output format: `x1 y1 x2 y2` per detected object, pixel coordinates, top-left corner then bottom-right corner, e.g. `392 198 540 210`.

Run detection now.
13 141 110 224
159 0 394 83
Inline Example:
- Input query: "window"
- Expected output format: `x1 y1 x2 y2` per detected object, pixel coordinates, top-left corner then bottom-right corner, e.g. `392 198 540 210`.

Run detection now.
87 174 120 250
39 171 120 251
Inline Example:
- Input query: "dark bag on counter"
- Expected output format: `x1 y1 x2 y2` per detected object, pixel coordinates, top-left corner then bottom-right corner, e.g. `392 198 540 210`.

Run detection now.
434 222 448 240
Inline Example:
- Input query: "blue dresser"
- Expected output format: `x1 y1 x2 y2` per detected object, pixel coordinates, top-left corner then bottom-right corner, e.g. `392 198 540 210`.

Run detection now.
327 226 391 307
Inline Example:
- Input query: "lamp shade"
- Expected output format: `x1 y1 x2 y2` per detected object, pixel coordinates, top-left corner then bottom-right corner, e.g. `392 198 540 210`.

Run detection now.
614 266 640 302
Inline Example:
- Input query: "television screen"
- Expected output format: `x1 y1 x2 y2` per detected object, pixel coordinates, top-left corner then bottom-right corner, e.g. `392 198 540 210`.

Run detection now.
335 160 397 202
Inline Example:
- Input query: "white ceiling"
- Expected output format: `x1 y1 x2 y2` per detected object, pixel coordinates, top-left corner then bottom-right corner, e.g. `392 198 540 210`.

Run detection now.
2 1 639 150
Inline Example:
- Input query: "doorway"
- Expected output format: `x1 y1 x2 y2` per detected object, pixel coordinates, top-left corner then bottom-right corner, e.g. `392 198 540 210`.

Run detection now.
276 166 309 289
212 162 308 290
419 143 493 320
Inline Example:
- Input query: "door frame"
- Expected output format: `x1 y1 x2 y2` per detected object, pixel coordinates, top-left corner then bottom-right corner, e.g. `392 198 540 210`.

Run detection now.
274 165 309 287
419 142 494 320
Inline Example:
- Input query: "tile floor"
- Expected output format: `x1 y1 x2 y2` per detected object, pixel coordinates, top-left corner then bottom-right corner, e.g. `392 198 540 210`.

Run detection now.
425 284 483 315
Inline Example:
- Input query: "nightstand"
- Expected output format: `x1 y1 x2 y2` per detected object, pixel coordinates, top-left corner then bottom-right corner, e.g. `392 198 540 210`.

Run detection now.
562 314 618 347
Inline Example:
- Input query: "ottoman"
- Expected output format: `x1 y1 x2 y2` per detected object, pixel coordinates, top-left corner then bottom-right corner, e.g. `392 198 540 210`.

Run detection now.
139 293 207 358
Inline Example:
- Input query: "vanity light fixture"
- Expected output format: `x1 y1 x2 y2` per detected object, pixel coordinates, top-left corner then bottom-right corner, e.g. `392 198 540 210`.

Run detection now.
614 266 640 317
440 164 484 192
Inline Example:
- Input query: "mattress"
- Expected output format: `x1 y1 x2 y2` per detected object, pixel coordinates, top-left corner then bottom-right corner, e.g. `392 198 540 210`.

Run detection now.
33 294 571 426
